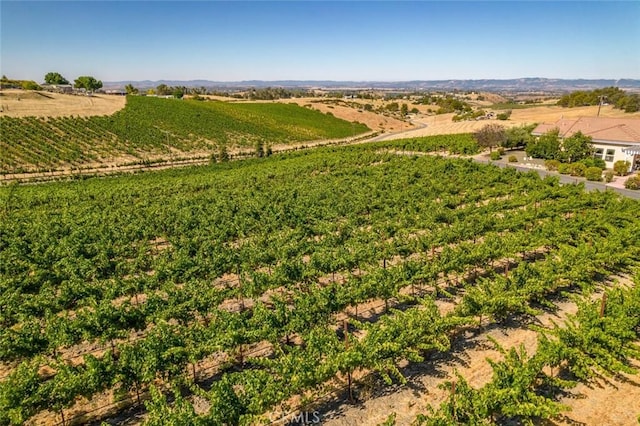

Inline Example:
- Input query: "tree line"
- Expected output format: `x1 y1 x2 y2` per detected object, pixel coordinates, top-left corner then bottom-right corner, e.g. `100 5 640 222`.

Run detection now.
557 86 640 112
0 72 102 92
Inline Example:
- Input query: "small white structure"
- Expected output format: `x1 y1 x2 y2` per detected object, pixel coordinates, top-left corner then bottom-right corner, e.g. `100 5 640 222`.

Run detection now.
532 117 640 172
41 84 74 94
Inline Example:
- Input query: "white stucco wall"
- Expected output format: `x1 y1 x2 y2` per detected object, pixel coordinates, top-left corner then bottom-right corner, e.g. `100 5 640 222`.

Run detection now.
591 141 637 171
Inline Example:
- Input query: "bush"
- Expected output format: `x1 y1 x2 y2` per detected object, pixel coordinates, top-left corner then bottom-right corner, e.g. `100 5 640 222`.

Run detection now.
593 158 606 169
558 163 572 174
579 157 605 169
585 167 603 181
21 80 41 90
496 110 512 120
624 175 640 190
490 151 502 161
614 160 631 176
545 159 560 171
508 155 518 163
604 169 615 183
570 162 587 177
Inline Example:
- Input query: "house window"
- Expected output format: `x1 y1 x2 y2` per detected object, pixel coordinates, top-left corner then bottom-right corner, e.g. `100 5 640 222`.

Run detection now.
605 149 615 162
593 148 604 159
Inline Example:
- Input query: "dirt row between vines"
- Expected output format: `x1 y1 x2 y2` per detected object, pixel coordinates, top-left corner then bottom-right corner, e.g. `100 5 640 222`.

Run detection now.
26 243 547 426
2 194 538 382
313 274 639 426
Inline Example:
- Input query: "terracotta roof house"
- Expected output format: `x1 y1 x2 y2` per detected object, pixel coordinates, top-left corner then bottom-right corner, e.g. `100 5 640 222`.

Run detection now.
532 117 640 172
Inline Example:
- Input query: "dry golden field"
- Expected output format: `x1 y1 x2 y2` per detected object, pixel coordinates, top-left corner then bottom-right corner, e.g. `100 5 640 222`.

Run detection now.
375 104 640 141
3 88 638 137
0 89 126 117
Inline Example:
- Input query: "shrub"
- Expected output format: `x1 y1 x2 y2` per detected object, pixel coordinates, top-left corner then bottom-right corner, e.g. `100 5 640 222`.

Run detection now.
21 80 41 90
593 158 606 169
570 162 587 177
557 163 572 174
545 159 560 171
508 155 518 163
585 166 603 181
604 169 615 183
496 110 512 120
490 151 502 161
614 160 631 176
579 157 606 169
497 147 505 155
624 175 640 190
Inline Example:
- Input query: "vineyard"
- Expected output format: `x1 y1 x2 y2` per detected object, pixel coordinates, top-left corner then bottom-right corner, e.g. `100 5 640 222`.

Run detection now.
0 96 370 174
1 137 639 425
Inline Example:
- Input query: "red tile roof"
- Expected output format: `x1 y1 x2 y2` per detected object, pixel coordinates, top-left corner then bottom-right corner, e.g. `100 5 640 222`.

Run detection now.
532 117 640 144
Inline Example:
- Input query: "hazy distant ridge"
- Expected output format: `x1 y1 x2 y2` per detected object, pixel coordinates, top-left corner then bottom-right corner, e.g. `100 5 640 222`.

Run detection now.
103 78 640 92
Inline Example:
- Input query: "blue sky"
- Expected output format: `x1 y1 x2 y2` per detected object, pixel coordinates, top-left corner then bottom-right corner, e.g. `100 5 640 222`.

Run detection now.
1 1 639 82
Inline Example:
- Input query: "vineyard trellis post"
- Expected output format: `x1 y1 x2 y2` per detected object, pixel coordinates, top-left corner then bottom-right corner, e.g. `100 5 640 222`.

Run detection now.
344 319 354 403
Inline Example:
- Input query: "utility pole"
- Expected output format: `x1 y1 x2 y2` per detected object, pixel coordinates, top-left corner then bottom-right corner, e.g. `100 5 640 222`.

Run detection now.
597 95 605 117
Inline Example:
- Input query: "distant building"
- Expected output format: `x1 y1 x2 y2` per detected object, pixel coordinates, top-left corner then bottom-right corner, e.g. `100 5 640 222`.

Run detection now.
102 89 126 95
41 84 74 94
532 117 640 172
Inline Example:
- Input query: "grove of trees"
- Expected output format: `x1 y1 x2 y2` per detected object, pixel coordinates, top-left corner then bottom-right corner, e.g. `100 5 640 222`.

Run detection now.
557 86 640 113
526 129 593 163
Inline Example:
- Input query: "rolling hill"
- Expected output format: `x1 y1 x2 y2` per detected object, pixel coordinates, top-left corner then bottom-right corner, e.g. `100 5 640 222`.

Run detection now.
0 96 370 174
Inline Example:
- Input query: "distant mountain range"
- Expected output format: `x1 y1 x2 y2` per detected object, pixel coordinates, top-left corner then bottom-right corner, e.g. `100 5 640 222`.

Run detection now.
103 78 640 93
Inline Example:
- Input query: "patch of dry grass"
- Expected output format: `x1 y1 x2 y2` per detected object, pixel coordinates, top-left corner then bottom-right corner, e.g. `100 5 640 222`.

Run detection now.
0 89 126 117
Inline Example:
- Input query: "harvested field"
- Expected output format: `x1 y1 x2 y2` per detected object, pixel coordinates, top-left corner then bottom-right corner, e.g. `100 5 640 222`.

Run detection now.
0 89 126 118
376 104 640 141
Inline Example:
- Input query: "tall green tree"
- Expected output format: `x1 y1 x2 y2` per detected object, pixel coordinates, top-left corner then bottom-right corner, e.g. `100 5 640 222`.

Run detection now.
44 72 69 85
172 87 185 99
125 84 139 95
503 124 535 149
526 128 561 160
156 84 171 96
561 131 592 163
474 123 506 152
73 76 102 92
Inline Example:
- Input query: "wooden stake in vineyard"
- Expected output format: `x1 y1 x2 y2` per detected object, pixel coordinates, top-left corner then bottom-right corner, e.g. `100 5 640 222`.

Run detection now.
344 319 354 402
600 292 607 318
450 380 457 422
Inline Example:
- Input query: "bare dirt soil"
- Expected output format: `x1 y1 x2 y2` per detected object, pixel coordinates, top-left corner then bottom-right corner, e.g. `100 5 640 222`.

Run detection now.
0 89 126 117
317 276 640 426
